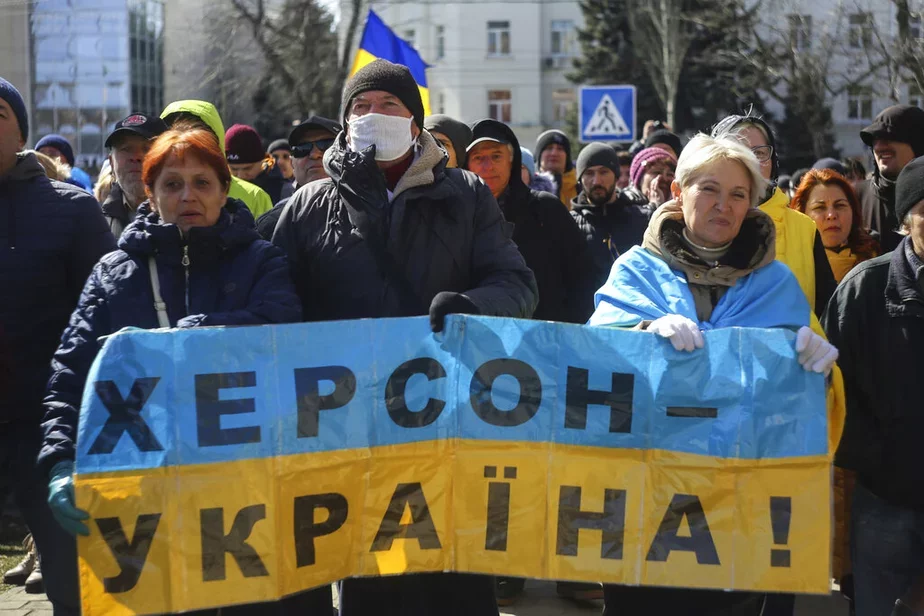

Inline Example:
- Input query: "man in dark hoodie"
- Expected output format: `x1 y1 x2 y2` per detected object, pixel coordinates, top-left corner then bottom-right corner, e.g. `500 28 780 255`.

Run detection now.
858 104 924 252
570 142 652 310
534 129 578 207
424 114 471 168
100 113 168 237
0 77 116 615
467 119 592 325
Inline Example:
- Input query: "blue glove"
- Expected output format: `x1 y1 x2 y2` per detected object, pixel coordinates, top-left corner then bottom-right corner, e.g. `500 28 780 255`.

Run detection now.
48 461 90 536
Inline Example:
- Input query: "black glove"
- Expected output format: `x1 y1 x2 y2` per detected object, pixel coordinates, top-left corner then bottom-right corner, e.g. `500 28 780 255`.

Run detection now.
428 292 479 332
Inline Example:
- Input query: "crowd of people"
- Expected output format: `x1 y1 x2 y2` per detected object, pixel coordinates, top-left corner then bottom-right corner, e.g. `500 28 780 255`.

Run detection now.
0 57 922 616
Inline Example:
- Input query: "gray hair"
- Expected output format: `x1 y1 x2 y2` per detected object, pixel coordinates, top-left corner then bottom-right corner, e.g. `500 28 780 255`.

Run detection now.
674 133 769 208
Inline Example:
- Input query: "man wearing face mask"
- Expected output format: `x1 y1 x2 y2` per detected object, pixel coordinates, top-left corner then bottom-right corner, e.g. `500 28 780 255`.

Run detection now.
272 62 536 615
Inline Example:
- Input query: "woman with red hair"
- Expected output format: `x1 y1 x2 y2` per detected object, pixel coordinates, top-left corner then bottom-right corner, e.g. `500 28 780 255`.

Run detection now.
792 169 880 282
35 125 323 614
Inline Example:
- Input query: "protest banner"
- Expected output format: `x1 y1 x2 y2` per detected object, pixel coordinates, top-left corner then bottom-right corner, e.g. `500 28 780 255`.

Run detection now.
73 316 831 615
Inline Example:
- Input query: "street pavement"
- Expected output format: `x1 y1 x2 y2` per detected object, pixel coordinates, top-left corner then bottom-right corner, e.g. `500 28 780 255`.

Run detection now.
0 580 850 615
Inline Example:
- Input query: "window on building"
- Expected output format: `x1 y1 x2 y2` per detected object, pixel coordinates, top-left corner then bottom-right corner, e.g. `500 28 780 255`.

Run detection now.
436 25 445 60
487 21 511 57
552 88 575 124
488 89 512 122
550 19 574 56
788 14 812 50
911 13 924 41
848 13 872 49
403 29 416 49
847 86 873 121
909 83 923 108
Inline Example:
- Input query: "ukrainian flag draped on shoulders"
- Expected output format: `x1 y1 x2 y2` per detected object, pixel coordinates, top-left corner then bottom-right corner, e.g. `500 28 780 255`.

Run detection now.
351 9 431 115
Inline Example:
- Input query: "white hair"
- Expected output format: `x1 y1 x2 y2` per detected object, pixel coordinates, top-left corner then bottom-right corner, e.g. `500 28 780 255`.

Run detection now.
674 133 769 208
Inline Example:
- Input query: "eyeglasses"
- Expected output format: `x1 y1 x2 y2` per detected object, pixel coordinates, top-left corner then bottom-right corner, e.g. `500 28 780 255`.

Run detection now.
751 145 774 163
291 139 335 158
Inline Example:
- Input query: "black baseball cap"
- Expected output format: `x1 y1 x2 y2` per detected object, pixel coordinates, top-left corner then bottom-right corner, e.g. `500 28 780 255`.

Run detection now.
105 113 168 147
466 120 511 152
289 116 342 145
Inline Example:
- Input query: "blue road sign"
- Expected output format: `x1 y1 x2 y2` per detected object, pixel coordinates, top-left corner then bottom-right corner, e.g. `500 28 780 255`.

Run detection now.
579 85 636 143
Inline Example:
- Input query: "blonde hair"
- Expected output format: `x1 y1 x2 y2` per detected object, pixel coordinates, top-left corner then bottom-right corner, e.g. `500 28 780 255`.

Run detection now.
94 165 114 203
27 149 70 181
674 133 768 208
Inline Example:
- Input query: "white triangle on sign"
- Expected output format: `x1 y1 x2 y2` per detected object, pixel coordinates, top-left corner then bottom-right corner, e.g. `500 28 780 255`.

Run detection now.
584 94 630 137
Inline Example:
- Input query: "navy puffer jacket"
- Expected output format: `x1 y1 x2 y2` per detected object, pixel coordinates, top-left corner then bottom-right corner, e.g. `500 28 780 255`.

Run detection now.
38 198 302 473
1 152 116 423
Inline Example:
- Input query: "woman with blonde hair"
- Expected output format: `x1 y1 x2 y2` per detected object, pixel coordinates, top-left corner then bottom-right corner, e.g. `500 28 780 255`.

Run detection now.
592 133 842 615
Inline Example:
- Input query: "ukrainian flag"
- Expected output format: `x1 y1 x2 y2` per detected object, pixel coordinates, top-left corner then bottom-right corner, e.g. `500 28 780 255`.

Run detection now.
350 9 431 115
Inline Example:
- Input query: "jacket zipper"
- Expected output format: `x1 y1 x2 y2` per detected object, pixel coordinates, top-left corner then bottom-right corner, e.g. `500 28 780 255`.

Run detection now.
182 245 190 316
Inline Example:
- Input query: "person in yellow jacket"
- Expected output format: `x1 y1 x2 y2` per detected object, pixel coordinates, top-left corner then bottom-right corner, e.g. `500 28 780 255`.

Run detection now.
534 129 577 209
160 100 273 220
712 112 844 616
712 114 837 316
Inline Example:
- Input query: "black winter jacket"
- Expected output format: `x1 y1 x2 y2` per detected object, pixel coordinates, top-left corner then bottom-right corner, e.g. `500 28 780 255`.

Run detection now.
256 196 289 241
570 191 652 306
38 198 302 473
0 152 115 423
484 121 594 324
857 176 903 252
252 164 293 205
272 131 538 321
822 237 924 511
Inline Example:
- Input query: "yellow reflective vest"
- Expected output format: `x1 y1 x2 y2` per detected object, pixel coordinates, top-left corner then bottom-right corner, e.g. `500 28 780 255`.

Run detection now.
759 187 844 455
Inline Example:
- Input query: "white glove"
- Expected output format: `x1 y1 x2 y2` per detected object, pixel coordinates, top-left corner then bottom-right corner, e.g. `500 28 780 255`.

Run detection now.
648 314 704 352
795 326 838 375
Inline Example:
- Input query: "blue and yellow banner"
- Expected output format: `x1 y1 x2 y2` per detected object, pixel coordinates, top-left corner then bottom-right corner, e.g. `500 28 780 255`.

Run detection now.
74 316 831 615
350 9 431 115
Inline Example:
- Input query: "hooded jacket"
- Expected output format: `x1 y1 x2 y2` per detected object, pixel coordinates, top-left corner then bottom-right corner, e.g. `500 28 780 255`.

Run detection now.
160 100 274 219
759 187 836 316
38 198 301 473
570 189 652 303
272 130 537 322
823 238 924 511
857 176 903 252
475 120 594 324
0 152 116 423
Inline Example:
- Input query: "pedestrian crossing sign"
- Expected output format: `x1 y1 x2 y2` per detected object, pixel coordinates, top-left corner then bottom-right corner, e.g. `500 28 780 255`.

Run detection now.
579 85 636 143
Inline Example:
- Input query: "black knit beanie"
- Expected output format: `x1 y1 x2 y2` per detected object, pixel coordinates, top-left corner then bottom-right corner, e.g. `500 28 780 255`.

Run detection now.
895 156 924 224
576 143 620 181
534 129 574 172
424 114 472 164
341 60 425 129
644 129 683 156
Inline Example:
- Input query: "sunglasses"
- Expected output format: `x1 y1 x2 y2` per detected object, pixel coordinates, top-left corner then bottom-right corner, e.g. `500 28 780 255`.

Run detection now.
291 139 335 158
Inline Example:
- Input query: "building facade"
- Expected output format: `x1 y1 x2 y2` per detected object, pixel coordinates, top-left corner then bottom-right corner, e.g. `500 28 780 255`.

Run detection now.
753 0 924 159
342 0 582 148
25 0 164 167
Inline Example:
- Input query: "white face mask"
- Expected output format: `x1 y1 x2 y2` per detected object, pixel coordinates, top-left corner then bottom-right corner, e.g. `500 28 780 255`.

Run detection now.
347 113 416 162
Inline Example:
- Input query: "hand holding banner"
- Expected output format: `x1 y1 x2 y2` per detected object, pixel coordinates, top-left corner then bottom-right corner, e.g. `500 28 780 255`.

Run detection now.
74 316 830 615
